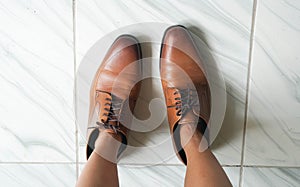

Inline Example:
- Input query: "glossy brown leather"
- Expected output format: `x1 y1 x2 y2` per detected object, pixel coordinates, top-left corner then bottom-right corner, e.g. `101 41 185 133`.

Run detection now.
86 35 142 159
160 25 211 165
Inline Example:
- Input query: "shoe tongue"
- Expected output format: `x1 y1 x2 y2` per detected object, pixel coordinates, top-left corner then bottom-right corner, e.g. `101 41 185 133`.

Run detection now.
107 120 117 126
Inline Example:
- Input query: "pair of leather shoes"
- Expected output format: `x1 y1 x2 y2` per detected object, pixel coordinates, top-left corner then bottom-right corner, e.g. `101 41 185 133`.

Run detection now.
86 25 211 165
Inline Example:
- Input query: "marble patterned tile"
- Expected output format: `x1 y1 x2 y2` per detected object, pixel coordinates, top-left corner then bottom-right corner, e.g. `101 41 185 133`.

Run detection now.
0 0 75 161
79 164 240 187
244 0 300 166
76 0 254 165
242 167 300 187
211 93 246 165
0 164 76 187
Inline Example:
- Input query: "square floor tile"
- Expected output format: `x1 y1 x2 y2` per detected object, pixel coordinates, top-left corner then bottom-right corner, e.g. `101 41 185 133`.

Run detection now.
0 0 75 162
0 164 76 187
244 0 300 166
242 167 300 187
76 0 254 165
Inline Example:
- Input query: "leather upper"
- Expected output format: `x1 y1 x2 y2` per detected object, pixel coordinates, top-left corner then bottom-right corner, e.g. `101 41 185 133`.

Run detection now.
160 25 211 164
86 35 142 159
160 25 211 127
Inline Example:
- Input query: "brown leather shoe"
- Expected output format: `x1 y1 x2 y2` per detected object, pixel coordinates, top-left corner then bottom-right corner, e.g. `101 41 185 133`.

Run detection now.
86 35 142 160
160 25 211 165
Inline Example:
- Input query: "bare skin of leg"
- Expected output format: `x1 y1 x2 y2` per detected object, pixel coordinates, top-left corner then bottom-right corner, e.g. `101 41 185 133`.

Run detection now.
76 125 231 187
180 124 232 187
76 132 122 187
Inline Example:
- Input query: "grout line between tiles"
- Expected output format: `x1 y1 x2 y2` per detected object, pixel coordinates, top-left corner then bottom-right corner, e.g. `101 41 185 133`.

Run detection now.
0 162 77 164
243 165 300 169
77 162 242 167
1 162 299 169
239 0 258 187
72 0 78 180
116 164 242 167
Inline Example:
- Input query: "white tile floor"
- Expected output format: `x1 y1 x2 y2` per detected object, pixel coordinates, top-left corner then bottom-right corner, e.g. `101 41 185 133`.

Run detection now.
0 0 299 186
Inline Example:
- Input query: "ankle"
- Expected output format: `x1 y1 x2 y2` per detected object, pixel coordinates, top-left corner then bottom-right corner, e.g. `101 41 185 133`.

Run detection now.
93 131 122 158
179 124 209 156
179 123 201 146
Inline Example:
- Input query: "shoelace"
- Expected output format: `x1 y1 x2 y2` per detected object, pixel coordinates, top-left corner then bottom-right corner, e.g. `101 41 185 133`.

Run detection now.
88 92 123 134
173 87 199 116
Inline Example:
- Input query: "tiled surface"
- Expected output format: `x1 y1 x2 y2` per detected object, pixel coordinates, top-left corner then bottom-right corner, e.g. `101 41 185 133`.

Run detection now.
0 0 75 162
76 0 254 166
244 0 300 166
0 164 76 186
0 0 300 186
242 167 300 187
79 165 240 187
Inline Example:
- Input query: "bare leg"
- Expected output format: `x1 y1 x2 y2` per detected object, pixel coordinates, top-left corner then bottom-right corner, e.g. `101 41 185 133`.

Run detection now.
180 124 232 187
76 132 121 187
